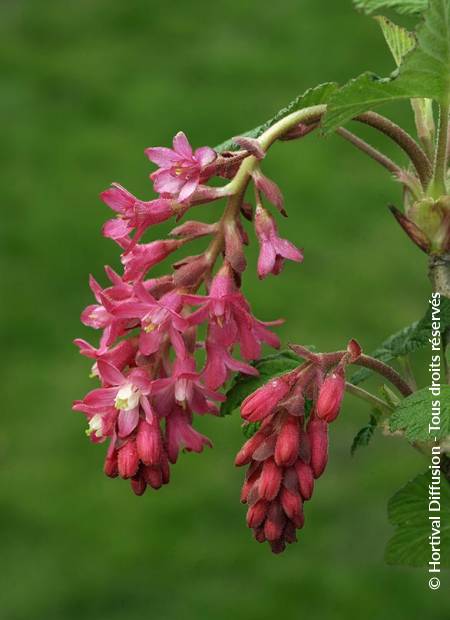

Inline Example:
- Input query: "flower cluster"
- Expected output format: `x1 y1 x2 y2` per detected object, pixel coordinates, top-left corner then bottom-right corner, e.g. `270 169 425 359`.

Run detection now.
74 131 303 495
235 340 361 553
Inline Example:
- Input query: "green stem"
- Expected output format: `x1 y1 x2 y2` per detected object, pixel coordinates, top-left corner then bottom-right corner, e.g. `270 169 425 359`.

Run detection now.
336 127 402 177
432 102 449 197
345 382 392 414
399 355 418 391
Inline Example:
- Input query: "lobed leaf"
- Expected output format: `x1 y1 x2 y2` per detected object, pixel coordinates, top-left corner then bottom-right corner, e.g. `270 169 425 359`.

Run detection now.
385 470 450 567
374 15 416 66
389 385 450 441
353 0 429 14
350 411 381 455
215 83 338 152
351 297 450 384
324 0 450 132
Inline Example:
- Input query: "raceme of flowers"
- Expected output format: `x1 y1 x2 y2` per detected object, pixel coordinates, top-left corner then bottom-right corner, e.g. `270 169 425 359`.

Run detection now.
236 339 359 553
74 131 303 501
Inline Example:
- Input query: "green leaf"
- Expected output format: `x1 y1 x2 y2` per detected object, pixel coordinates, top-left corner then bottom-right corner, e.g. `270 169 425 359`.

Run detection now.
385 470 450 567
351 411 381 455
354 0 429 14
375 16 416 66
389 385 450 441
352 297 450 385
220 350 300 416
215 83 338 152
324 0 450 132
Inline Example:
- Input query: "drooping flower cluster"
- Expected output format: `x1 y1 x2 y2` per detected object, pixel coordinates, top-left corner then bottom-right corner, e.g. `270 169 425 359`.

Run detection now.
74 131 303 495
236 340 361 553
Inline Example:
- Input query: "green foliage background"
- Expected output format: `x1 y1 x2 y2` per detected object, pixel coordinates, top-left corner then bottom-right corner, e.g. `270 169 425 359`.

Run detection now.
0 1 447 618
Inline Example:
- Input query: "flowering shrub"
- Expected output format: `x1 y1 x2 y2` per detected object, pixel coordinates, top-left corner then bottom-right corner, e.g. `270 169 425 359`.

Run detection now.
75 0 450 565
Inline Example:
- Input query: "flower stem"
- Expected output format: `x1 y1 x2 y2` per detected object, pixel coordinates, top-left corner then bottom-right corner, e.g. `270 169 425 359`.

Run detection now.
345 381 393 413
336 127 402 177
319 351 413 397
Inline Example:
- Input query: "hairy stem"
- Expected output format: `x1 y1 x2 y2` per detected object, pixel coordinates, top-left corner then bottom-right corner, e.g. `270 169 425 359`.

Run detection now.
336 127 402 177
319 351 413 397
355 111 433 188
432 102 449 197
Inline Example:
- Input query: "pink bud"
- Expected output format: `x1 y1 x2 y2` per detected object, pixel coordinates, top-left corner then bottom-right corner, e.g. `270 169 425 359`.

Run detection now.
173 254 209 287
280 487 303 520
307 416 328 479
264 502 286 541
232 136 266 160
241 377 290 422
118 441 139 479
130 476 147 496
104 450 118 478
252 169 286 216
294 460 314 500
224 219 246 273
247 500 269 528
136 420 161 466
170 220 218 239
347 338 362 362
274 415 300 467
235 428 269 466
143 465 163 489
316 372 345 423
258 458 282 501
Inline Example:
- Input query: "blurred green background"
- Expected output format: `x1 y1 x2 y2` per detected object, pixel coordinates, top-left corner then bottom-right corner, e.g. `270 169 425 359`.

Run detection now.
1 1 447 618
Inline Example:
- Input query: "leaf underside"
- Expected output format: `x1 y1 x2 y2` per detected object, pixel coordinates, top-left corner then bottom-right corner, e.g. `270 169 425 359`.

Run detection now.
353 0 429 14
215 82 338 152
324 0 450 132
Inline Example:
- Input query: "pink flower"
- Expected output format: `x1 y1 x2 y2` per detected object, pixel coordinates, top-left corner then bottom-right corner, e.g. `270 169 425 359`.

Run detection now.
254 206 303 279
184 263 281 360
202 323 258 390
110 283 187 355
74 338 136 377
101 183 175 242
165 406 212 463
146 131 216 203
316 372 345 423
118 238 182 282
74 360 153 438
152 355 225 415
80 275 135 348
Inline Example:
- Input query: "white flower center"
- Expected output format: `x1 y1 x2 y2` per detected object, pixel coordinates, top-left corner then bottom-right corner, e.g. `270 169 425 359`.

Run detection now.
115 383 140 411
87 414 103 438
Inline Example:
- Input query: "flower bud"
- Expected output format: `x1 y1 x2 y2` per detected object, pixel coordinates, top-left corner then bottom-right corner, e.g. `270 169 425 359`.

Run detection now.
307 416 328 479
280 487 303 520
264 502 286 541
131 475 147 496
247 500 269 528
117 441 139 479
136 420 161 465
294 460 314 500
258 458 282 501
274 415 300 467
316 372 345 423
241 377 290 422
